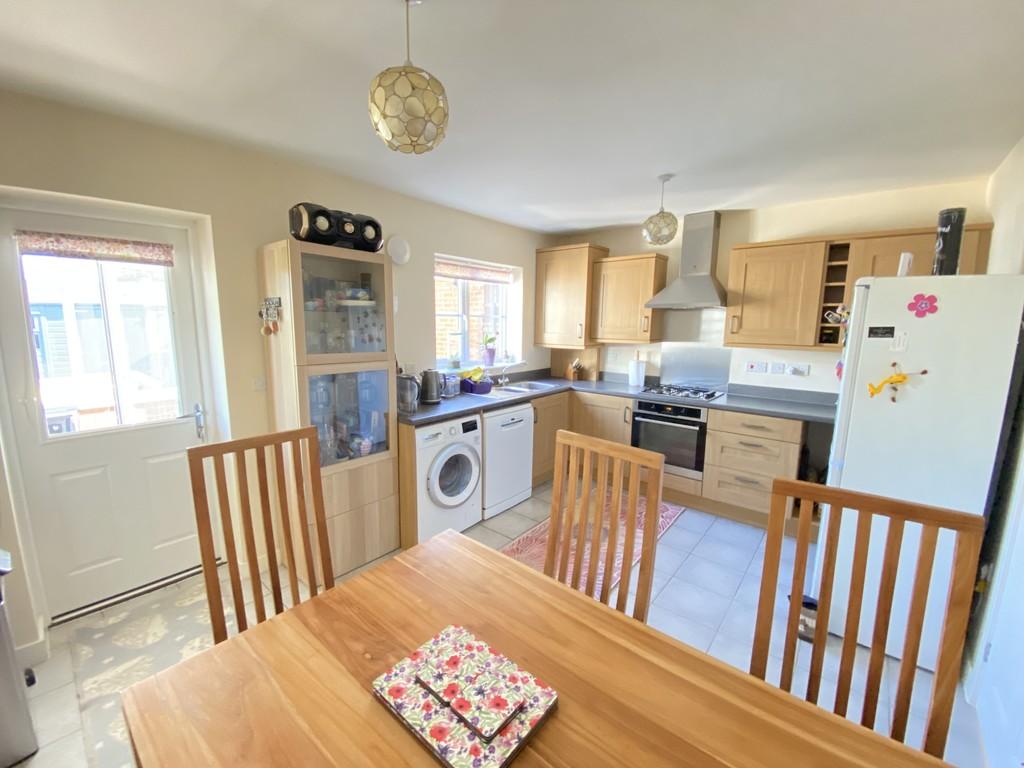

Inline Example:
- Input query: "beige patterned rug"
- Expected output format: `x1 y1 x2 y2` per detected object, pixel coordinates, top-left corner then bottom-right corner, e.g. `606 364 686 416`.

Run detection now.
69 574 238 768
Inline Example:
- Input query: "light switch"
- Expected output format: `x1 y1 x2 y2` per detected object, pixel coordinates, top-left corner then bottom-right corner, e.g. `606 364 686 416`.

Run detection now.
786 364 810 377
746 361 768 374
769 362 786 375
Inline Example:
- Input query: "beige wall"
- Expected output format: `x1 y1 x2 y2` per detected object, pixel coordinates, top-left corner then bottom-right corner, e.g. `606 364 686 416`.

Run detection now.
0 88 551 652
987 135 1024 274
556 177 991 393
0 89 552 439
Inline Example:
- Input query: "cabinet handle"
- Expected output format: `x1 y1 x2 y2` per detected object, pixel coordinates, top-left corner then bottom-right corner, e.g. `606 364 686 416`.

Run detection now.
577 322 584 339
730 315 740 333
623 405 632 424
641 315 650 332
738 441 764 449
741 422 770 431
733 475 762 486
533 406 538 424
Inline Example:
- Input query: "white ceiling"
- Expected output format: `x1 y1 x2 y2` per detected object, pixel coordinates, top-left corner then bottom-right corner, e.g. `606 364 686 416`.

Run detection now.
1 0 1023 232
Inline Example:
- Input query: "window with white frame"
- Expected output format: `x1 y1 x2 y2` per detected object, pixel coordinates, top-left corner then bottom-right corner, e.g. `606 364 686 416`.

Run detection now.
434 256 521 367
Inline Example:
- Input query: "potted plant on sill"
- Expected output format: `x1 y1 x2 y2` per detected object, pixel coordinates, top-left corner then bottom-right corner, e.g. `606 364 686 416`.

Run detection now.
481 333 498 367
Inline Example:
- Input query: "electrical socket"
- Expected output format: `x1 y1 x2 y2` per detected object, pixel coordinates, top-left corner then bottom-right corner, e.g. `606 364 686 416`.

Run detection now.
745 360 768 374
769 362 786 375
786 364 810 377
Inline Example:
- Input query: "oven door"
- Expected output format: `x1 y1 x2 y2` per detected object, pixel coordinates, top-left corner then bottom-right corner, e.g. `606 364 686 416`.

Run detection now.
632 414 706 479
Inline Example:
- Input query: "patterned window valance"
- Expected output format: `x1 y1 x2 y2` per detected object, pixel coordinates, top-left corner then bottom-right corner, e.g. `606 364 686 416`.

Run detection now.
14 230 174 267
434 256 514 285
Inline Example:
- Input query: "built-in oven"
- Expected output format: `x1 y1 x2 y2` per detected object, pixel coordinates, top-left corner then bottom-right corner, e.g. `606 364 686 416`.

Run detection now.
631 400 707 480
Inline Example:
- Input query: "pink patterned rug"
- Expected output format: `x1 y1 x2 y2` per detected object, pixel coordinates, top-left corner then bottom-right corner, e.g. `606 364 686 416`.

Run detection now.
501 491 684 596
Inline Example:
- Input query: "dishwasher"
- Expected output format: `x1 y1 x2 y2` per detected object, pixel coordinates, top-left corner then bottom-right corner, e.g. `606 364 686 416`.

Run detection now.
482 403 534 519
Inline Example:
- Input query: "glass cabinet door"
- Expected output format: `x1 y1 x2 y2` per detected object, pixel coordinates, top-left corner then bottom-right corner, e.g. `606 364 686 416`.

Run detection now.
307 368 390 468
300 250 387 358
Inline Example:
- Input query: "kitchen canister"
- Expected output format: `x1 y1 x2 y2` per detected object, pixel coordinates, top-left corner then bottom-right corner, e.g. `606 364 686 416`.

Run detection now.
628 353 646 387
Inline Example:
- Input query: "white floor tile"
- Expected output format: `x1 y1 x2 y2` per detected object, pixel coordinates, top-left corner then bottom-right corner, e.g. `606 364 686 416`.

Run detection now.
659 524 703 554
512 496 552 522
27 646 74 700
674 554 745 599
463 523 511 549
21 729 88 768
28 683 82 748
675 509 716 534
647 606 718 652
716 599 789 659
481 510 539 539
652 544 687 576
707 633 756 672
652 577 731 629
691 536 758 572
704 518 765 549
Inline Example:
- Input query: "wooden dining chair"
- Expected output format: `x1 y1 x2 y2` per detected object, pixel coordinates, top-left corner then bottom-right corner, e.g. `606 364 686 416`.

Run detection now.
187 426 334 644
543 429 665 622
750 478 983 759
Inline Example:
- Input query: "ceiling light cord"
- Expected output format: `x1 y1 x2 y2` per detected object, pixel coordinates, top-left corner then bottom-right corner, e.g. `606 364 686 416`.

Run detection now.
405 0 412 65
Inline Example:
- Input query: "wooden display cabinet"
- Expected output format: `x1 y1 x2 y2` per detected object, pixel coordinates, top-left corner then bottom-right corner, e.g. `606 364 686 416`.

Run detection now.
260 239 398 585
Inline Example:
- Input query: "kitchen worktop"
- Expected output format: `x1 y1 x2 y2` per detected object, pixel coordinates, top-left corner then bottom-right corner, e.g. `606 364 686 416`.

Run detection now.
398 377 837 427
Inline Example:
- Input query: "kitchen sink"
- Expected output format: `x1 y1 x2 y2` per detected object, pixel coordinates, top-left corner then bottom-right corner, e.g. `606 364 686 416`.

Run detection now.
476 381 558 399
507 381 557 391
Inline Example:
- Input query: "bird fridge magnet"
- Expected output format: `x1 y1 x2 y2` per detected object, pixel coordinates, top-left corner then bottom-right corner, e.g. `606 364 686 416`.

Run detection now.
868 361 928 402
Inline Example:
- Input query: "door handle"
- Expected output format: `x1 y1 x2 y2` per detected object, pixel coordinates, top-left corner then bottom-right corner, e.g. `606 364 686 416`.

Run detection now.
193 403 206 441
577 322 584 339
623 405 632 424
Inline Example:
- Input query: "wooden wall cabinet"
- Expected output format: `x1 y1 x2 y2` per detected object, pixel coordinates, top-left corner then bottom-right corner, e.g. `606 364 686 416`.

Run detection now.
535 243 608 348
569 392 632 445
532 391 570 486
725 242 826 347
260 239 399 583
590 253 667 344
725 223 992 350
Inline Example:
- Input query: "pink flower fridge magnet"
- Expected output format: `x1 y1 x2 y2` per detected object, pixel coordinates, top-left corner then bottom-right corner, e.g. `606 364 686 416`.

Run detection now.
907 293 938 318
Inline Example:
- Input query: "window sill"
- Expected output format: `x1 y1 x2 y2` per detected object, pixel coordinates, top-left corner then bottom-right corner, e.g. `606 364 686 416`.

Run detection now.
435 360 525 375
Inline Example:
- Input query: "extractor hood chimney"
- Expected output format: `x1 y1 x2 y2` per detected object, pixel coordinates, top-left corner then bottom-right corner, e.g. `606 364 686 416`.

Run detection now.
645 210 725 310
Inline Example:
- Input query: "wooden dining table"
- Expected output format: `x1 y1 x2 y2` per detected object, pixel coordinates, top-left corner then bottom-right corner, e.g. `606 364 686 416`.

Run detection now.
123 530 945 767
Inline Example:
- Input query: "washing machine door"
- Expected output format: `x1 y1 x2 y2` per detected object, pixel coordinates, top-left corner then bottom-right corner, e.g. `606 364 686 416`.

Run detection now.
427 443 481 508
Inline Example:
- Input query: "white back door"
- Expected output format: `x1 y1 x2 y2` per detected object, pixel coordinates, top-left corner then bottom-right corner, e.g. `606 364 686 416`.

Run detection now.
0 208 207 617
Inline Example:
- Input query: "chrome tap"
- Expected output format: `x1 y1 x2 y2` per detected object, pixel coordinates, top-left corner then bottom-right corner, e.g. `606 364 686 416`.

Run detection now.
496 360 525 387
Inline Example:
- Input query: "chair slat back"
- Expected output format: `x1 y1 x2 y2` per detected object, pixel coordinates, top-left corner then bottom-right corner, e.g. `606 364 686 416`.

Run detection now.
187 427 334 643
543 429 665 622
751 478 983 759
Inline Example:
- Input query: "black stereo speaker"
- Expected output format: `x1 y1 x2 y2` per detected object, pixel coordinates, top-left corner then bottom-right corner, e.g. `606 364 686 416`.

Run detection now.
288 202 384 253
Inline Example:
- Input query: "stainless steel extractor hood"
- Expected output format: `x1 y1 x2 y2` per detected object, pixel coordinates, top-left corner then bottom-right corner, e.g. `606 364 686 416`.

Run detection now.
645 210 725 309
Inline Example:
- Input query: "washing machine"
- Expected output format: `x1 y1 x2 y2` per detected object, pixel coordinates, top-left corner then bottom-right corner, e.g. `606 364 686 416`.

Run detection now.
415 414 482 542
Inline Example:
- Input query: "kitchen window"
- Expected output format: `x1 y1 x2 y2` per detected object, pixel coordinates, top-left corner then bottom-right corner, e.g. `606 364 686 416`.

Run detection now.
434 256 522 367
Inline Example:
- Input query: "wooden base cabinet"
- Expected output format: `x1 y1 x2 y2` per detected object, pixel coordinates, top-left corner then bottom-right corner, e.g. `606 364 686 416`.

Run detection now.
702 410 803 521
569 392 632 445
532 392 570 485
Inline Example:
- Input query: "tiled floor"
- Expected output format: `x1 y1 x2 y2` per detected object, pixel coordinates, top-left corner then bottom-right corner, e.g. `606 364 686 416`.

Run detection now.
22 487 985 767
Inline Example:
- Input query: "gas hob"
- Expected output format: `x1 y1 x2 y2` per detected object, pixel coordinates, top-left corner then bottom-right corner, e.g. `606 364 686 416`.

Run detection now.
641 383 724 402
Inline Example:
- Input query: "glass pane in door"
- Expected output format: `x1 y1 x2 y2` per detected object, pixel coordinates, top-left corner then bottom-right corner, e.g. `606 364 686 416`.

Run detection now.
307 369 390 467
20 253 183 436
301 252 386 357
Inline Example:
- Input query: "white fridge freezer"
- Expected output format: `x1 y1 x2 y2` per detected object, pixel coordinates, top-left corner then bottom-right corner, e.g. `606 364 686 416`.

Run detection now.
815 274 1024 671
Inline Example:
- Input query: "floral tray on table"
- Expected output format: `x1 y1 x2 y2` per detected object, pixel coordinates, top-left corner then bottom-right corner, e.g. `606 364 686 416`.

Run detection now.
372 625 558 768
